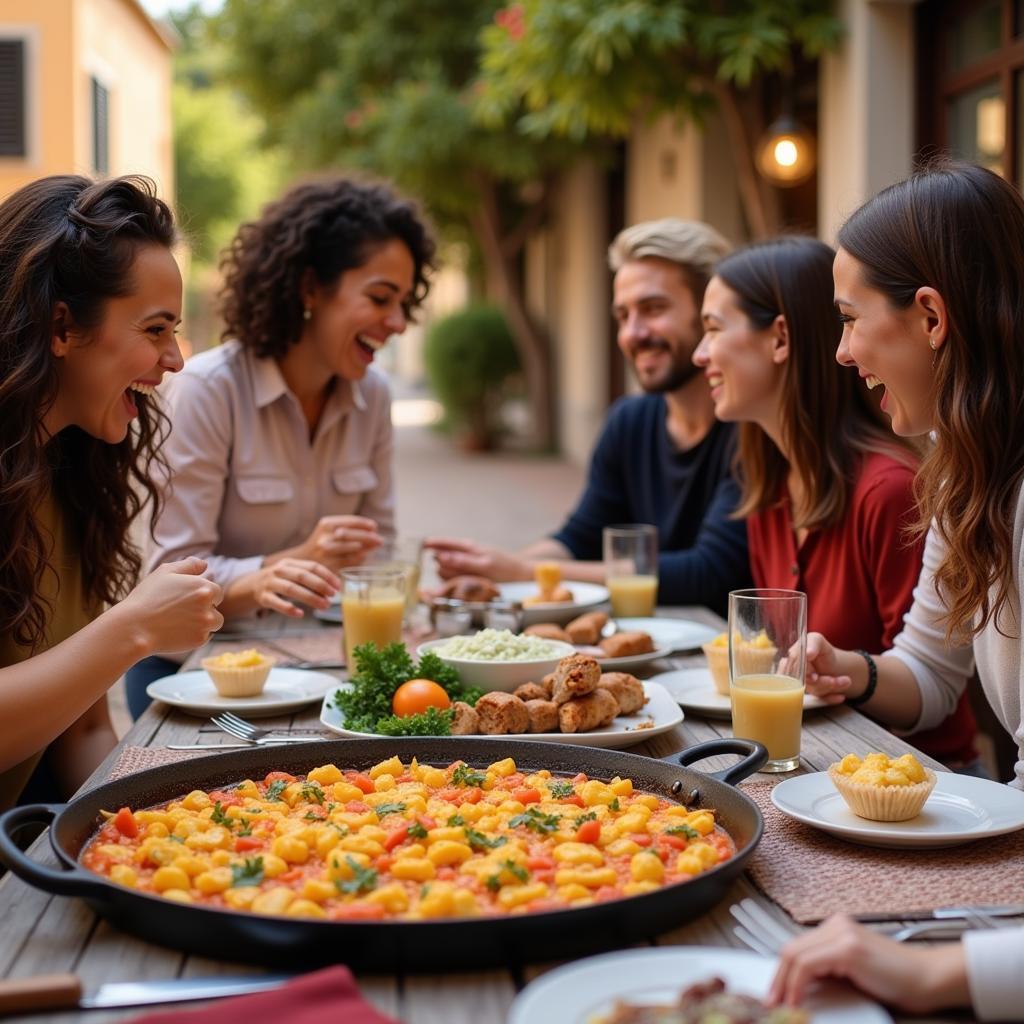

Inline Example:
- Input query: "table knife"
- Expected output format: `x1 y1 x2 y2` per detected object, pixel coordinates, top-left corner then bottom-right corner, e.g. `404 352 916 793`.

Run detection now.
0 973 293 1014
856 903 1024 923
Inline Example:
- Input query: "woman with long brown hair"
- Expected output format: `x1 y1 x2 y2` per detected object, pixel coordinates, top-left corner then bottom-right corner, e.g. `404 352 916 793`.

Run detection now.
0 175 222 809
692 236 978 770
125 176 436 717
771 162 1024 1019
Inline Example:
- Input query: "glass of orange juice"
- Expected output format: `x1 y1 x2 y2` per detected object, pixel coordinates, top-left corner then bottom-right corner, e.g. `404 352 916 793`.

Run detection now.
341 566 406 670
603 524 658 616
728 589 807 772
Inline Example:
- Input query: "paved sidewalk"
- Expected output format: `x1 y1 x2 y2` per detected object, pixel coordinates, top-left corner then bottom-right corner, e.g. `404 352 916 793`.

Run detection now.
107 400 585 735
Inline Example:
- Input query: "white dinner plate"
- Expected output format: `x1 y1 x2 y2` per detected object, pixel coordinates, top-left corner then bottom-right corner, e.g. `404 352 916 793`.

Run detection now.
498 580 609 625
771 771 1024 848
613 616 719 651
583 644 674 671
653 666 826 719
146 668 339 718
320 680 682 750
509 946 892 1024
313 601 342 624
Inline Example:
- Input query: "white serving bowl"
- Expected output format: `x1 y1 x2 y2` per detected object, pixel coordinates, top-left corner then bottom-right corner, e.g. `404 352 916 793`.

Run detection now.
417 637 576 693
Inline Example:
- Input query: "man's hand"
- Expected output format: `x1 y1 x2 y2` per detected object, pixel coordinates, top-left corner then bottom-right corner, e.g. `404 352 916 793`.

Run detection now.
425 537 533 582
286 515 381 572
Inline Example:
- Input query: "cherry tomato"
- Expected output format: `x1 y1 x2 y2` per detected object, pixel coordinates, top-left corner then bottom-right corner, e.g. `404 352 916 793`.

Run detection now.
392 678 451 717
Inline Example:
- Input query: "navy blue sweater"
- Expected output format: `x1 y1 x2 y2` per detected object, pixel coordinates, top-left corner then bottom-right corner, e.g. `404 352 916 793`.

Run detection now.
552 395 751 616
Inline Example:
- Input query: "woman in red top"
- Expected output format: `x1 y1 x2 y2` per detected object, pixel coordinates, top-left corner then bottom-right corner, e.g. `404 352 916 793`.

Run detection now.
692 236 977 770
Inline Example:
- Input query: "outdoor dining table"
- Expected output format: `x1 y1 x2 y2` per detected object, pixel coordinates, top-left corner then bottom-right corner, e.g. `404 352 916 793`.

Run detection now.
0 607 986 1023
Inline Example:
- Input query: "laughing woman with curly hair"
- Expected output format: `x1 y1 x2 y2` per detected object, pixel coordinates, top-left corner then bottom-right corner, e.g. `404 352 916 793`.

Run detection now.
0 175 222 809
125 177 436 717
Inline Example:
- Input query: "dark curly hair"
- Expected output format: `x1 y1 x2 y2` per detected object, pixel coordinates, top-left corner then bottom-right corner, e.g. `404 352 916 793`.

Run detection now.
219 177 437 357
0 174 175 649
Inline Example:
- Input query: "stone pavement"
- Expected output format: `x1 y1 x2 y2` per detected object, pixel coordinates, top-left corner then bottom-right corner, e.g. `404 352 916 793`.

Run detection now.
107 396 585 736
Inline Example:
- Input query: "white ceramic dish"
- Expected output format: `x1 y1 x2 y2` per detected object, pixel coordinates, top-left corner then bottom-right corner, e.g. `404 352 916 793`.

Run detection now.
146 668 338 718
771 771 1024 848
613 616 719 651
497 580 609 625
653 666 827 719
320 680 683 750
416 636 576 692
508 946 892 1024
583 645 673 671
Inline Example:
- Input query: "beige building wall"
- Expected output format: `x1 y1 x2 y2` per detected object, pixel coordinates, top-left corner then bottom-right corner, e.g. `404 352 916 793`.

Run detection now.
0 0 172 200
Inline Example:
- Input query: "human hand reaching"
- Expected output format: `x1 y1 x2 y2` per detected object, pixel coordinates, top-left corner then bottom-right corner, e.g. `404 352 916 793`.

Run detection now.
804 632 855 704
292 515 382 572
250 558 341 618
425 537 532 582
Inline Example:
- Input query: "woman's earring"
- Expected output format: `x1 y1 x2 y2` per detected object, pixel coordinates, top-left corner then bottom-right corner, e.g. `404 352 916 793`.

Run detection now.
303 307 313 321
929 338 937 350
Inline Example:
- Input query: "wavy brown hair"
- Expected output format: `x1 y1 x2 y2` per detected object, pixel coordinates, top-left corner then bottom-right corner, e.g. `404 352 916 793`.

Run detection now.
219 177 436 357
838 160 1024 642
717 237 915 528
0 175 175 649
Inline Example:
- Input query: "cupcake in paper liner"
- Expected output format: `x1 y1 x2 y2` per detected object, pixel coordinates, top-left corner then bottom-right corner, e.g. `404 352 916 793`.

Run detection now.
701 634 731 695
828 752 937 821
732 630 777 676
201 648 275 698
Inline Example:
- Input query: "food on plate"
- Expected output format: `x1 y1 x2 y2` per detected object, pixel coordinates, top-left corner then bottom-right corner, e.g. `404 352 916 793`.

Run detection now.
599 631 655 659
523 562 574 606
828 751 937 821
599 976 808 1024
559 689 620 733
550 653 601 704
524 698 560 733
437 575 501 603
522 586 574 607
82 756 737 920
199 648 275 698
392 679 451 718
513 681 549 702
331 643 481 737
701 631 777 695
564 610 609 645
449 701 480 735
433 628 561 662
701 633 732 696
598 672 648 716
475 691 531 735
524 623 573 644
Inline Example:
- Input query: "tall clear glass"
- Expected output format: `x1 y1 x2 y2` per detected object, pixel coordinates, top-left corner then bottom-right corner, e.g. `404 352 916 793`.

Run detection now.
603 524 659 617
370 536 424 616
728 589 807 772
341 567 406 669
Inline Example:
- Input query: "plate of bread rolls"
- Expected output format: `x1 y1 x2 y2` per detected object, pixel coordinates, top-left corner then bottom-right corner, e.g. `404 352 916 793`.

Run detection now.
523 611 672 671
320 652 683 749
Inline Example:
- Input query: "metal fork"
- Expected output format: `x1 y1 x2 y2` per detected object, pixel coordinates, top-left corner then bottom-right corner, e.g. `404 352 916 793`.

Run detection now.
209 712 318 744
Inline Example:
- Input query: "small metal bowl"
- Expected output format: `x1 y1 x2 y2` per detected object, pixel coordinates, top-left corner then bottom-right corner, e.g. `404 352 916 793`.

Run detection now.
428 597 525 635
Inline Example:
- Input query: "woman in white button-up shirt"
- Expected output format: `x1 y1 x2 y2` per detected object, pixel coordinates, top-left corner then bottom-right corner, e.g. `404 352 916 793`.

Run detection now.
126 178 436 717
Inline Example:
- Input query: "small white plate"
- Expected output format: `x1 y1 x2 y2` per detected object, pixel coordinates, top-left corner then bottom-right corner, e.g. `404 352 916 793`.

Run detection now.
653 667 826 719
319 681 683 750
509 947 891 1024
586 645 674 671
771 771 1024 848
613 616 719 651
498 580 609 626
312 603 342 624
146 668 339 718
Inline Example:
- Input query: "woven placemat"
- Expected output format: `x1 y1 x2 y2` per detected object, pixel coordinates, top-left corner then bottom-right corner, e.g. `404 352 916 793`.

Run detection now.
741 779 1024 923
109 745 229 780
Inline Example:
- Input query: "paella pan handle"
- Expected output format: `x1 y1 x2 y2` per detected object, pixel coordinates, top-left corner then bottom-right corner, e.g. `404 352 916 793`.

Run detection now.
660 738 768 787
0 805 109 899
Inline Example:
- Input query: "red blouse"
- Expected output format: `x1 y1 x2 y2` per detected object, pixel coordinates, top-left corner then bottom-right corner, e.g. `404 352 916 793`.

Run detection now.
748 451 977 766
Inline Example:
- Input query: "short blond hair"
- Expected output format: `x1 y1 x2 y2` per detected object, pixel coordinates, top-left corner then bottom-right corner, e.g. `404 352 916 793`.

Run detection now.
608 218 731 299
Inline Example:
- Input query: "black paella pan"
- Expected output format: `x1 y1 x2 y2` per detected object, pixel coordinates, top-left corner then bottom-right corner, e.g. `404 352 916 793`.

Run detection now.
0 737 767 971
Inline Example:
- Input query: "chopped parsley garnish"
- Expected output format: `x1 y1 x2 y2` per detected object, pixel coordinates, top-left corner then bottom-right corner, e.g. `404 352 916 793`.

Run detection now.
447 814 465 827
464 827 507 851
328 822 349 836
237 819 253 836
210 802 233 828
486 858 530 891
373 706 456 737
574 811 598 827
509 806 561 833
299 782 325 805
408 821 429 840
335 857 378 894
304 810 325 821
665 823 700 840
230 856 264 887
451 764 487 787
374 802 408 818
265 780 288 801
547 780 575 799
609 797 621 811
168 834 185 844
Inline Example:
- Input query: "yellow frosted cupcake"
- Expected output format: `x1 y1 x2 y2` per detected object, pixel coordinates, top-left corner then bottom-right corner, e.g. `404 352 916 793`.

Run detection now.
200 648 275 698
702 633 731 695
828 752 937 821
703 631 778 696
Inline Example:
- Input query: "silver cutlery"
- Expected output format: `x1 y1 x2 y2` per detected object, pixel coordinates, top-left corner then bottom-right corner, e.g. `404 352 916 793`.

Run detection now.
855 903 1024 923
209 712 321 744
167 742 299 751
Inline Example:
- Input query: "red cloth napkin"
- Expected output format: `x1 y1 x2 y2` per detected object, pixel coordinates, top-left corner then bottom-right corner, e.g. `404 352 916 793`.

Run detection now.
127 966 399 1024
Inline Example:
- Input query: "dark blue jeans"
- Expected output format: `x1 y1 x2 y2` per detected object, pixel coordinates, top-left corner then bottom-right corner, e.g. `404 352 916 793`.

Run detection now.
125 655 180 720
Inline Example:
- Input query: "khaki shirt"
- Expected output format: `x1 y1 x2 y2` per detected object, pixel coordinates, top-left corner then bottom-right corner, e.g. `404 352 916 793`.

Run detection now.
147 341 395 594
0 492 90 811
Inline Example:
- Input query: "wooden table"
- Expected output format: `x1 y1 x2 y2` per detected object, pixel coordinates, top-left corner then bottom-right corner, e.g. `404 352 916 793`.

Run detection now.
0 608 977 1023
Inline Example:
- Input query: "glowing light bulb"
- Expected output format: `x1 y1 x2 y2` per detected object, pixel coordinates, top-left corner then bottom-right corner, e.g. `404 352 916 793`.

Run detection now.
773 138 799 168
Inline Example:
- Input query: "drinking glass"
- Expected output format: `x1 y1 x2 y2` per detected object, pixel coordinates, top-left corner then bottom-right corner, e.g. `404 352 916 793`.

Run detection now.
369 536 424 616
340 567 406 669
603 524 659 617
728 589 807 772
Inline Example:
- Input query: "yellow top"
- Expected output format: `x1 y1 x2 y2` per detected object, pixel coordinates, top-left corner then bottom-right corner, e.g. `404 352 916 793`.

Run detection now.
833 751 928 787
0 491 91 811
